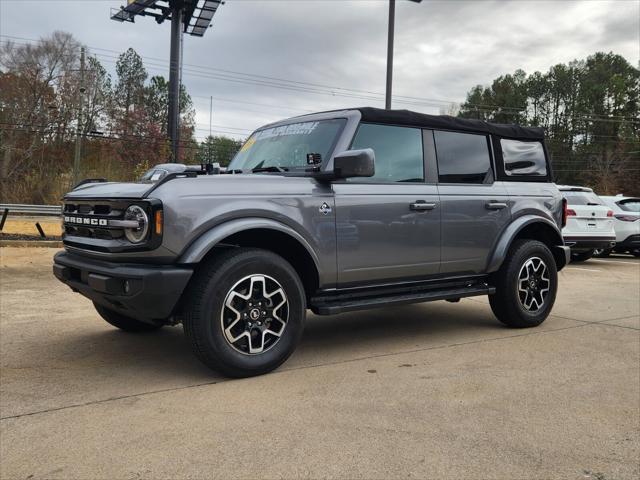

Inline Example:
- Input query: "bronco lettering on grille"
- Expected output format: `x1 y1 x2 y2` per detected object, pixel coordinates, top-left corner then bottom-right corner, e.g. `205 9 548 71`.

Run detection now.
64 216 108 226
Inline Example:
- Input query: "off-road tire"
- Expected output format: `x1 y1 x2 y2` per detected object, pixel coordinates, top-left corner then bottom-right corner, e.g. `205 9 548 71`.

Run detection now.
571 249 595 262
489 239 558 328
183 248 306 378
94 303 163 332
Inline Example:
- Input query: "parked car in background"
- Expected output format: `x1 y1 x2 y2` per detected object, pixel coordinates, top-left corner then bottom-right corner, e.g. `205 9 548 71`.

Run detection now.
597 195 640 257
559 185 616 262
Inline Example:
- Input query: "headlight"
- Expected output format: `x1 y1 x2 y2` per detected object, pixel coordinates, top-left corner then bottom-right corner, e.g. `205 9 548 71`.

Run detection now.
123 205 149 243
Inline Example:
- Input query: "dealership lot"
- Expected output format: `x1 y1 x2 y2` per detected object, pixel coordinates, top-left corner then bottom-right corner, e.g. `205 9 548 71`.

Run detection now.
0 247 638 479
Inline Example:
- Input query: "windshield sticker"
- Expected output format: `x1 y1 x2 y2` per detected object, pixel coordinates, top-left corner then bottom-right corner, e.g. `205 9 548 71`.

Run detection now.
240 136 256 152
255 122 319 140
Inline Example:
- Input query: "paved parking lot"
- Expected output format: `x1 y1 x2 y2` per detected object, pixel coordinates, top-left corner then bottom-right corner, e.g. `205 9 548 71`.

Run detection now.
1 247 638 479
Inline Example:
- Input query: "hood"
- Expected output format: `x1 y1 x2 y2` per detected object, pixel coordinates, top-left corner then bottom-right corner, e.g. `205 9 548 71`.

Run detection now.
64 181 155 199
64 173 320 201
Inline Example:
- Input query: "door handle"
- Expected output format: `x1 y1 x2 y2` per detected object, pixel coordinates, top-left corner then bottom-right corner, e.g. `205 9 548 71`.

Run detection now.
485 202 508 210
410 201 436 211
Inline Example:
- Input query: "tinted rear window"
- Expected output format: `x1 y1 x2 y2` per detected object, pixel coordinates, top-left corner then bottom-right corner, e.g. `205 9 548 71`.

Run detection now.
562 191 603 206
618 199 640 212
434 131 492 184
501 139 547 176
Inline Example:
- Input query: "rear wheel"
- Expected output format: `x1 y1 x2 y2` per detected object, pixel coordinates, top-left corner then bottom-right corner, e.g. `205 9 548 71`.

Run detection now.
94 303 163 332
489 239 558 328
571 249 595 262
183 248 306 378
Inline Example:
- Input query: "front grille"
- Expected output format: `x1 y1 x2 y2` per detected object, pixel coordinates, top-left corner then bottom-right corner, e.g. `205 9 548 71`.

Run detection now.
62 200 128 240
64 203 115 216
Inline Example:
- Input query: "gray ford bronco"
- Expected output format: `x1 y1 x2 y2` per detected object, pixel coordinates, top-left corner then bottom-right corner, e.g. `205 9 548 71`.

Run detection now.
53 107 570 377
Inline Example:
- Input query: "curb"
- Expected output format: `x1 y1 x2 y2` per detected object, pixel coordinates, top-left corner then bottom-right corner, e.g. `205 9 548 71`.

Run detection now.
0 240 63 248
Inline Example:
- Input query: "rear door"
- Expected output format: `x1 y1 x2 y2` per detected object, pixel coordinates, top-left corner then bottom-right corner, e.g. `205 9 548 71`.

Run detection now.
432 130 511 275
333 123 441 287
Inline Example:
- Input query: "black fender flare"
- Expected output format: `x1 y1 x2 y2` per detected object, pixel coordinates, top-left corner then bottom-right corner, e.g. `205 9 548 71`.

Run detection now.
177 216 322 272
486 215 568 273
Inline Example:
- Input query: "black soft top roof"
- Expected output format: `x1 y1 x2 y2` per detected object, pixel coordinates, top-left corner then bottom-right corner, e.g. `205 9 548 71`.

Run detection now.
357 107 545 141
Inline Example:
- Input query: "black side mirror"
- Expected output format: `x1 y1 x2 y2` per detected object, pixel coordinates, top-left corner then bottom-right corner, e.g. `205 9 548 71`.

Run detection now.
333 149 375 179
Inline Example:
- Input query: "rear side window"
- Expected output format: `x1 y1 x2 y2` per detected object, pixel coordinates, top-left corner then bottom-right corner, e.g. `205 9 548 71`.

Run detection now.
618 198 640 212
501 139 547 176
350 123 424 183
562 191 603 206
434 131 492 184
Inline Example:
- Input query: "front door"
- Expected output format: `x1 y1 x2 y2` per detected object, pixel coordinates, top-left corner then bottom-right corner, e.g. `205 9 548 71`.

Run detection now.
333 123 441 287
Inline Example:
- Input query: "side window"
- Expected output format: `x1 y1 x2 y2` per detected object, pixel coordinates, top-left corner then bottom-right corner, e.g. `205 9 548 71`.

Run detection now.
434 131 492 184
350 123 424 183
501 139 547 176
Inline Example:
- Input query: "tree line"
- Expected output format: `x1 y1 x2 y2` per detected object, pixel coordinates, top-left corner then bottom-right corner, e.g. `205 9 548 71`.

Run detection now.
458 52 639 195
1 32 637 205
0 32 243 204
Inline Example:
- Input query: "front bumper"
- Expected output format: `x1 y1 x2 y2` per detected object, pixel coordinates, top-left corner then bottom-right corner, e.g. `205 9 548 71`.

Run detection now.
563 235 616 251
53 251 193 322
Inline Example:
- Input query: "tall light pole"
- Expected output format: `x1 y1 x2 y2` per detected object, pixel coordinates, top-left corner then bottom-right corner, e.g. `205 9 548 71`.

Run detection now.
385 0 422 110
167 3 184 163
111 0 224 162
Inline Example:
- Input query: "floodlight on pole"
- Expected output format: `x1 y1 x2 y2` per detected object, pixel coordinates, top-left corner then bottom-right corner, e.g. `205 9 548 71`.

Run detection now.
385 0 422 110
111 0 224 162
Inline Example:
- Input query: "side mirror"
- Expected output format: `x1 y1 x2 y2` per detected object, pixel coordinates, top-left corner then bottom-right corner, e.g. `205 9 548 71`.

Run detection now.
333 149 375 179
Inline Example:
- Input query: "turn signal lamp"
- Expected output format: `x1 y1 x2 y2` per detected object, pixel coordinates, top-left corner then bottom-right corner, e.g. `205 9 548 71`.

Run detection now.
155 210 163 236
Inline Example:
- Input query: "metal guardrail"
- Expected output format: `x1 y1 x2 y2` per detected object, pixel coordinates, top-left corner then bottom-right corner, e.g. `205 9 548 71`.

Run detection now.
0 204 62 216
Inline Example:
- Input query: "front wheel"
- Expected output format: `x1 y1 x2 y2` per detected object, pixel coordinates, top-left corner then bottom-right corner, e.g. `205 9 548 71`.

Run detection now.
183 248 306 378
489 240 558 328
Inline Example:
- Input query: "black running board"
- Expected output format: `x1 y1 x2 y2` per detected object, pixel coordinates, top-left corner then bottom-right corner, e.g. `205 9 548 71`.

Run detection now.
310 280 495 315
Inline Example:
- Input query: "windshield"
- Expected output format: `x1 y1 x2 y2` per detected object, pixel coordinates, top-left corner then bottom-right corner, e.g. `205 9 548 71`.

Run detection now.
228 119 346 171
562 191 603 206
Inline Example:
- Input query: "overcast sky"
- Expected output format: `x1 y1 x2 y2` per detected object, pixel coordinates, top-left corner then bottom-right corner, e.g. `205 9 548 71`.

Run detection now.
1 0 638 140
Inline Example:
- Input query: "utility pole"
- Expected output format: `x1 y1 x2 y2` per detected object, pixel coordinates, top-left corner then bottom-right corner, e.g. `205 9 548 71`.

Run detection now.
73 47 86 186
385 0 422 110
385 0 395 110
209 95 213 163
167 2 184 163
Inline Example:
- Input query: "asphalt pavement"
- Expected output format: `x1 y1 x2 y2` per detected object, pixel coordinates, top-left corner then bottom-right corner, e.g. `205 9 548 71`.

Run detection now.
1 248 638 479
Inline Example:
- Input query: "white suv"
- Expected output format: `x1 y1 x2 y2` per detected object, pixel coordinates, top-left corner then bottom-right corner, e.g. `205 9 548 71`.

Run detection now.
598 195 640 257
559 186 616 262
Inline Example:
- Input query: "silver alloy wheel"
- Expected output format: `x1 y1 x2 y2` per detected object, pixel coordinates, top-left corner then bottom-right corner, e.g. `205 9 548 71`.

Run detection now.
220 274 289 355
516 257 551 312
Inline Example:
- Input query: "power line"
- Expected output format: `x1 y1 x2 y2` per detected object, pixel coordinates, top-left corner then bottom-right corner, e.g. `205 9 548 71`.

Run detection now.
5 35 638 125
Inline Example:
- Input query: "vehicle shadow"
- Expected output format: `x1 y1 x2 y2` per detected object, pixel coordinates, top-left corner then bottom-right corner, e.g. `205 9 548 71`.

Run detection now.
16 300 501 386
297 301 500 357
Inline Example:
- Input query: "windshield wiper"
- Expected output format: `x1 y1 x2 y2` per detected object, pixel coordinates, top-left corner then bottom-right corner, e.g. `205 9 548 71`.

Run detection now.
252 166 288 173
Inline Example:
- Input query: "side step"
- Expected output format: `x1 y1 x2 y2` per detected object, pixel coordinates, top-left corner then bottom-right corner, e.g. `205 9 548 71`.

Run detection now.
310 279 495 315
